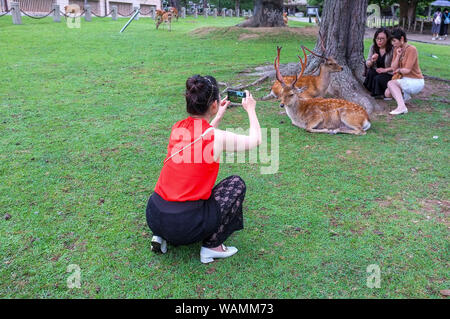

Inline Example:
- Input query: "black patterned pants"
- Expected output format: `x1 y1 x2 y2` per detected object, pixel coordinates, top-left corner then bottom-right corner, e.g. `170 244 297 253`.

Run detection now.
202 175 246 248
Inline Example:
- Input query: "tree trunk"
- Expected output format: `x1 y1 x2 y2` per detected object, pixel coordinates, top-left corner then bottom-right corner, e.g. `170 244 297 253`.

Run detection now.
169 0 181 12
302 0 382 114
398 0 418 27
235 0 240 13
237 0 285 27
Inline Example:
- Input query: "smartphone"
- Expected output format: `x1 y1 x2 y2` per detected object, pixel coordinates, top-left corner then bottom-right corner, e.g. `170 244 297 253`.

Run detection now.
227 90 246 103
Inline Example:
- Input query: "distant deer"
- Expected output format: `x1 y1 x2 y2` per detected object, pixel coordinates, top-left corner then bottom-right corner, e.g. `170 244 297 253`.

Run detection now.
263 32 343 100
156 11 172 31
274 46 371 135
169 7 179 21
64 4 81 21
64 4 80 15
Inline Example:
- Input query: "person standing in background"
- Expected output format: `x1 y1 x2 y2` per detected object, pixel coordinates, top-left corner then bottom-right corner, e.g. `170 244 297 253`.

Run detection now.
441 8 449 40
432 8 442 41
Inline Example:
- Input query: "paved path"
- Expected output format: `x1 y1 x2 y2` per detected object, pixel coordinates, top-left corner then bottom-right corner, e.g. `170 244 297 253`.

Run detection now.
365 28 449 46
289 17 450 46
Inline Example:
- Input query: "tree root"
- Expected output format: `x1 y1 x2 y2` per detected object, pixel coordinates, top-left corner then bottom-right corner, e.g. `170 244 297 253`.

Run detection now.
219 75 270 95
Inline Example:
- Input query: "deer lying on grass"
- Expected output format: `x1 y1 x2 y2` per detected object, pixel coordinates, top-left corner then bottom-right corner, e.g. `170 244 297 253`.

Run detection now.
156 11 172 31
263 34 343 100
275 47 371 135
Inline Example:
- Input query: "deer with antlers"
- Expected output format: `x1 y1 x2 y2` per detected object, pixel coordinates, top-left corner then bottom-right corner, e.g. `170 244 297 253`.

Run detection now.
274 46 371 135
263 33 343 100
156 10 172 31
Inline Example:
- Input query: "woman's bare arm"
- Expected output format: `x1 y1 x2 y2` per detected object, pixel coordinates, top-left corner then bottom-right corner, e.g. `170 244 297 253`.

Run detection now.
213 91 261 161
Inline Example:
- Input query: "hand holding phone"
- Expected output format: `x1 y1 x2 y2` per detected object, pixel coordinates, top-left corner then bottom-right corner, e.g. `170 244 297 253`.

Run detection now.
227 90 247 103
241 90 256 114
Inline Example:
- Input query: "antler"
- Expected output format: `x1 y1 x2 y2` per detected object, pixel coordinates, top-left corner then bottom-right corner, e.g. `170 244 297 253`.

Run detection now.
319 30 326 54
274 46 287 87
291 46 308 88
300 31 327 60
301 45 327 60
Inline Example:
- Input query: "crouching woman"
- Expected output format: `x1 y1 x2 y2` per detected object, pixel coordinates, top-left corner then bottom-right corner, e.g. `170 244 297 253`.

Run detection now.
385 28 424 115
146 75 261 264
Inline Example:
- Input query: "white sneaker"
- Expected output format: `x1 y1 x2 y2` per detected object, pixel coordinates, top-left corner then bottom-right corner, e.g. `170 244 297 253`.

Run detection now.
439 37 443 40
200 244 238 264
432 37 436 40
151 236 167 254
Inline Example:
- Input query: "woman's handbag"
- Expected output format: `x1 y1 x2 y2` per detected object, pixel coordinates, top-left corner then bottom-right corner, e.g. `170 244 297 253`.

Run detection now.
392 73 402 80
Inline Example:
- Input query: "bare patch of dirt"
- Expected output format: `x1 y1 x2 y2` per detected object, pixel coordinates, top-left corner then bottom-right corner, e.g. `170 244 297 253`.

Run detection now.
417 199 450 227
190 26 319 40
238 33 260 41
376 198 393 208
418 80 449 99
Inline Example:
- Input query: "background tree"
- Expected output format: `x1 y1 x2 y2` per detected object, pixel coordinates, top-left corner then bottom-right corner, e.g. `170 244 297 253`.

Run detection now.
305 0 381 113
169 0 181 11
238 0 285 27
366 0 433 25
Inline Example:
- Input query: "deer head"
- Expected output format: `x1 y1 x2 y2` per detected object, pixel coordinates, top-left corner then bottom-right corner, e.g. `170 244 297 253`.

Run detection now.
274 46 307 109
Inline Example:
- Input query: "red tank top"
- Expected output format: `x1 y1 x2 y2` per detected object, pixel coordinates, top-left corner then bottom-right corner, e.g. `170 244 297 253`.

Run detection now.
154 117 220 201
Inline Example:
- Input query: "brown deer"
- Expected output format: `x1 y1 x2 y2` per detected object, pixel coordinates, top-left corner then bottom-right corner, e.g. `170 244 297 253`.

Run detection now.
275 46 371 135
263 33 343 100
156 11 172 31
64 4 81 15
169 7 179 21
283 12 288 25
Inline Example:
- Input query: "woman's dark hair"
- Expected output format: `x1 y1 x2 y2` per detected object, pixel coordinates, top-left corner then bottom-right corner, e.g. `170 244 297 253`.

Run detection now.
391 28 407 43
436 8 441 12
185 75 219 115
372 27 392 54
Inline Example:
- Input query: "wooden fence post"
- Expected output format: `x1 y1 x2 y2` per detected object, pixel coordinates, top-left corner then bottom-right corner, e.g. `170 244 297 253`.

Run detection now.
85 4 91 22
194 8 197 18
236 8 240 17
11 2 22 25
111 5 117 21
213 8 217 18
204 8 208 18
181 7 186 19
222 8 226 18
52 4 60 22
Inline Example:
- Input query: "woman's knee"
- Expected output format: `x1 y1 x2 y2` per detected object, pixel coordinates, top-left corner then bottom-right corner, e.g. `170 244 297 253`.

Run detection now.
230 175 246 190
384 88 391 97
387 80 396 89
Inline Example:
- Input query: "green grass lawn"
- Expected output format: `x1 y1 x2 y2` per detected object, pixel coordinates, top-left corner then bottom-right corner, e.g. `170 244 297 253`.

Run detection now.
0 16 449 298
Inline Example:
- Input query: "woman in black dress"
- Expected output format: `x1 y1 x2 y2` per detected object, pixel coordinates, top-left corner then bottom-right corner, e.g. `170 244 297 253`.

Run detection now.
364 28 394 99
